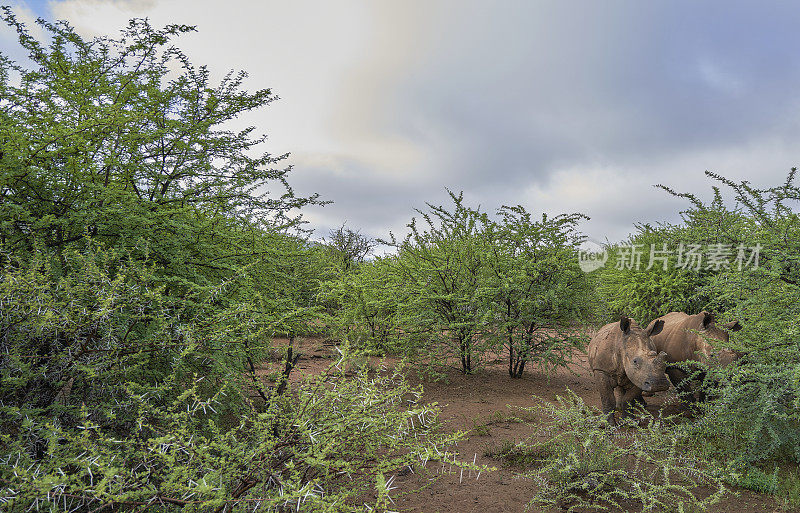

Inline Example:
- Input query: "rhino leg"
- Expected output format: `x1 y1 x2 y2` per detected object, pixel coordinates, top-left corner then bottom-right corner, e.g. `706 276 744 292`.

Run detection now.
595 371 617 425
629 388 648 406
620 385 646 417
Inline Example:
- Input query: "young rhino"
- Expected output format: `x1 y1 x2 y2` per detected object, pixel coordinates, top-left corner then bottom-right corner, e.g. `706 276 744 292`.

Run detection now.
588 316 669 424
645 311 742 402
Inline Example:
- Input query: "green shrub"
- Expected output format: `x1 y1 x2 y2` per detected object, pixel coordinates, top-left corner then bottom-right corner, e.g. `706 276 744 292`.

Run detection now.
510 391 727 513
0 250 481 510
0 8 322 292
484 206 592 378
321 256 403 355
730 467 779 494
595 224 710 326
380 192 593 377
381 191 497 374
660 170 800 468
689 363 800 466
777 467 800 509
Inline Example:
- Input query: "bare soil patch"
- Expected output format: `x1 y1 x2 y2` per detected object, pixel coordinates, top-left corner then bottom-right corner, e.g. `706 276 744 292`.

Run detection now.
260 338 784 513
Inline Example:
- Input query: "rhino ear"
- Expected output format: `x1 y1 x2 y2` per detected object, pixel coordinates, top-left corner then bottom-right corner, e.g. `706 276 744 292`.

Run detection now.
701 311 715 329
648 319 665 337
619 316 631 334
724 320 742 332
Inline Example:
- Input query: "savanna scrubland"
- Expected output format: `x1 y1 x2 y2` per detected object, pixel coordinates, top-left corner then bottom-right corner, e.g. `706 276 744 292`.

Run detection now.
1 12 799 512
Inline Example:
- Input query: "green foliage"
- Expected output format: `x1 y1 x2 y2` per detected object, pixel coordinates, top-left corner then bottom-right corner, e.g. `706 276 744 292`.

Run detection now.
1 277 475 511
657 169 800 356
688 362 800 466
484 206 591 377
595 225 709 326
660 169 800 468
0 247 478 511
321 256 402 354
730 467 779 495
323 224 376 272
777 467 800 510
380 191 495 374
0 8 321 290
0 10 480 512
229 231 329 340
0 246 189 434
509 391 727 513
379 192 593 376
471 421 491 437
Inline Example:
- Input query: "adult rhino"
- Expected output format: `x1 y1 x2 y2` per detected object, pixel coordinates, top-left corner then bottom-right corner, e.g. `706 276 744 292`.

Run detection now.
645 311 742 402
588 316 670 424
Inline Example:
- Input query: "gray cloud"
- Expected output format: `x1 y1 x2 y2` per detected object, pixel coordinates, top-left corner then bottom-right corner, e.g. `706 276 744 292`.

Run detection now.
386 2 800 172
12 1 800 244
310 1 800 241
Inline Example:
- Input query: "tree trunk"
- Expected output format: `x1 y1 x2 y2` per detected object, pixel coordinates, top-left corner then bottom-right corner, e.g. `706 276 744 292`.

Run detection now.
459 335 472 374
510 357 526 378
276 334 300 395
509 347 526 378
507 327 517 378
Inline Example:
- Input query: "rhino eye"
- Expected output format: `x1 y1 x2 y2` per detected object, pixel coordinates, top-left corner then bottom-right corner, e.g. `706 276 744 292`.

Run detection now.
633 357 641 366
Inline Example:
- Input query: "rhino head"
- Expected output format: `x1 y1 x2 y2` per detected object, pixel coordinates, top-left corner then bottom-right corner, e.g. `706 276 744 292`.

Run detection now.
619 316 670 393
695 312 743 363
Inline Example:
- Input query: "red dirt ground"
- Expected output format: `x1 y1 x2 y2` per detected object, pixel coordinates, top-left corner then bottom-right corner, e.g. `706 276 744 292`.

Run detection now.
264 338 789 513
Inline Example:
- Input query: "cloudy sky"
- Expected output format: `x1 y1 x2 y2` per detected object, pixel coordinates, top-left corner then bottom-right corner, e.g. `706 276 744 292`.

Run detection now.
4 1 800 245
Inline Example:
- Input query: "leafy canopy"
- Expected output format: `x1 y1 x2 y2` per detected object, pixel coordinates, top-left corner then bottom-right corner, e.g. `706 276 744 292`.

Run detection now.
0 7 320 287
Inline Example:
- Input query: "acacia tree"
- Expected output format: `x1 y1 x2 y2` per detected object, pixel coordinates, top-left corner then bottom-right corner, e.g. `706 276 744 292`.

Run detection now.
324 223 376 271
484 206 591 378
0 8 320 287
381 191 494 374
0 8 326 435
322 255 402 353
595 225 708 325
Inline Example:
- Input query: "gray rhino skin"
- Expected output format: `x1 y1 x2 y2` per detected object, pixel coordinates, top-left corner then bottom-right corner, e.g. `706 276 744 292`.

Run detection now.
587 316 669 424
645 311 742 402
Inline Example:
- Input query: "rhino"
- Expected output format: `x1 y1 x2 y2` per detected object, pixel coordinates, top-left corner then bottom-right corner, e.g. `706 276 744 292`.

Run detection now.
587 316 669 424
645 311 742 402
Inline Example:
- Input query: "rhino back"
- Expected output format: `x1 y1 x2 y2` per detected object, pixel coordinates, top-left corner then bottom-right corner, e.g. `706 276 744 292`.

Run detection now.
649 312 703 363
588 322 623 375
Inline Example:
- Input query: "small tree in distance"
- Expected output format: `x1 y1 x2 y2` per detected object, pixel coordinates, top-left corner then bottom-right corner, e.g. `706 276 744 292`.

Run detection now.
322 255 403 353
325 223 376 271
380 191 494 374
484 206 591 377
